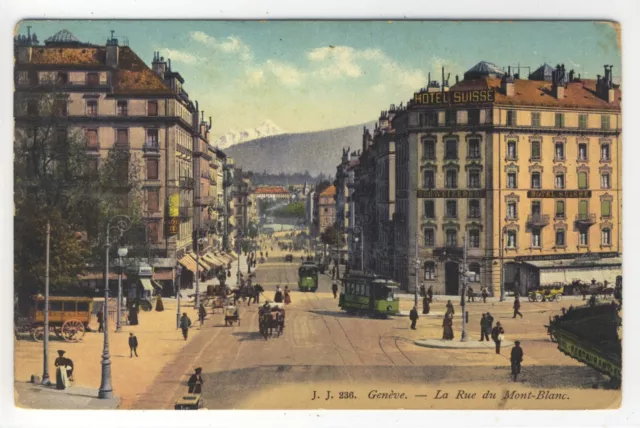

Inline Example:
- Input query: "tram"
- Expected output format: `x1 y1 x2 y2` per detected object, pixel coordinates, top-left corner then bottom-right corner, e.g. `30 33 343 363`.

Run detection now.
298 262 319 292
338 272 400 317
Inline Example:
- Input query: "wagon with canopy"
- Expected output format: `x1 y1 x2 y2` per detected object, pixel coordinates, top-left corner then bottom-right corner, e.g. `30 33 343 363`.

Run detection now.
21 295 94 342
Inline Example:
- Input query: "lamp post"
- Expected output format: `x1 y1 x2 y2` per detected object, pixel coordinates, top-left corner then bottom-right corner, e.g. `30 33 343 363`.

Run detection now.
115 246 128 332
460 232 469 342
99 215 131 399
41 221 51 386
499 226 507 302
175 264 183 329
353 226 363 272
194 234 208 309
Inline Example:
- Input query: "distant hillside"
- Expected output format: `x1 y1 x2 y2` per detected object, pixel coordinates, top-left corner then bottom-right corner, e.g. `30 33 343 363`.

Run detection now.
224 122 373 176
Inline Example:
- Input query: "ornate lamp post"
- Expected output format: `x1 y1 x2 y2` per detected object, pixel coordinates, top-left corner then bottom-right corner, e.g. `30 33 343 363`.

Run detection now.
98 215 131 399
353 226 363 272
115 246 128 332
194 234 208 309
41 221 51 386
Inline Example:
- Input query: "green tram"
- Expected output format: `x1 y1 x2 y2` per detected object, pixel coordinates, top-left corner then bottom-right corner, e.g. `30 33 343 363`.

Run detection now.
298 262 319 292
338 272 400 317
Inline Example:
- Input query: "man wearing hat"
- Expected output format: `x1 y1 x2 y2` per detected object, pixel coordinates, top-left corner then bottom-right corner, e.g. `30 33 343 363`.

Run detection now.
188 367 204 394
510 341 524 382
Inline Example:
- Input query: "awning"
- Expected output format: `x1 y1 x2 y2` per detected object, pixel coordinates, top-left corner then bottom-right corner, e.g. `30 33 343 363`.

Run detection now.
524 258 622 286
78 272 127 280
178 255 202 274
228 251 239 260
140 278 154 291
189 253 212 271
203 253 223 267
152 268 174 281
218 253 233 264
151 279 163 289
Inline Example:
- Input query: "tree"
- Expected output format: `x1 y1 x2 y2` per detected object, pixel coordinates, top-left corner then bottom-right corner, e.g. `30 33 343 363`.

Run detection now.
320 224 344 248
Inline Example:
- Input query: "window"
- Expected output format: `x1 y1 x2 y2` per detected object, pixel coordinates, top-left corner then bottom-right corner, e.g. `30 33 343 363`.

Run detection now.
530 140 541 160
50 301 62 311
424 262 436 280
468 263 480 282
422 140 435 160
445 200 457 218
578 114 588 129
53 99 67 116
579 229 588 246
531 112 541 127
147 222 160 243
507 172 517 189
56 72 68 85
445 140 457 160
532 228 541 248
87 72 99 86
531 200 541 216
578 200 589 217
423 228 435 247
468 199 481 218
85 129 98 149
578 143 588 161
601 144 610 161
531 172 541 189
555 200 565 218
601 115 610 130
601 228 611 246
27 99 38 115
467 139 481 159
555 174 565 189
148 100 159 116
86 100 97 116
555 142 565 160
468 109 480 125
445 170 457 188
423 170 435 188
601 200 611 218
469 230 480 248
507 201 517 219
28 70 39 85
146 129 159 147
116 158 129 182
555 113 564 128
423 200 435 218
506 230 517 248
419 111 438 127
507 141 517 159
446 229 457 247
445 110 456 126
147 190 159 212
116 129 129 147
468 170 481 188
556 230 566 247
117 101 128 116
578 171 588 189
147 159 159 180
77 302 89 312
506 110 517 126
601 173 610 189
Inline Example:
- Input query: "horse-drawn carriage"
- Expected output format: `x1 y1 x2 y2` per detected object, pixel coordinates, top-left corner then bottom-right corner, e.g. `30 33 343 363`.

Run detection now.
258 303 285 339
15 295 94 342
528 284 564 302
224 305 240 326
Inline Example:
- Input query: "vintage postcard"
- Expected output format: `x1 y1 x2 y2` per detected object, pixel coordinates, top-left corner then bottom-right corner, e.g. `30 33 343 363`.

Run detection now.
12 20 622 411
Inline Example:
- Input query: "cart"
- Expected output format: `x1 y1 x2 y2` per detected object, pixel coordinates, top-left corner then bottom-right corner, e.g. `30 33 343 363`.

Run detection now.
26 295 94 342
224 305 240 326
528 285 564 302
211 296 229 314
174 394 205 410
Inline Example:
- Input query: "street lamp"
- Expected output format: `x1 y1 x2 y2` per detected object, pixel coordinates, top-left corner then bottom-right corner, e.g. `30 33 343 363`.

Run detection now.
194 234 208 309
99 215 131 400
175 264 183 329
499 226 508 302
353 226 363 272
41 221 51 386
115 246 128 332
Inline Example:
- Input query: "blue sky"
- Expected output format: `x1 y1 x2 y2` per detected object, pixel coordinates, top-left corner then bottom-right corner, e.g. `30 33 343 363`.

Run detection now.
17 20 621 140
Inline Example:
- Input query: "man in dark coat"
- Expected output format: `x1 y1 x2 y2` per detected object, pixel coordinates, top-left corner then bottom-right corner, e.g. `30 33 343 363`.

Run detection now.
491 322 505 354
198 303 207 325
188 367 204 394
479 313 488 341
253 284 264 304
331 280 339 299
129 332 139 357
180 312 192 340
409 306 419 330
427 286 434 303
510 341 524 382
274 286 284 303
445 300 455 315
513 296 523 318
422 295 430 314
97 309 104 333
467 286 475 302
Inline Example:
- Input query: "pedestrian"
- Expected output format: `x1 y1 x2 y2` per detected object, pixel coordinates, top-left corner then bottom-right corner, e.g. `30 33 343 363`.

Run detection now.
97 309 104 333
486 312 494 331
254 283 264 304
274 286 284 303
331 265 336 280
422 295 430 314
513 296 523 318
481 286 488 303
284 286 292 305
233 288 239 306
188 367 204 394
427 285 434 302
479 313 488 341
54 350 73 390
491 321 505 354
445 300 455 315
180 312 192 340
419 282 426 297
331 280 338 298
128 332 139 358
198 303 207 325
442 312 454 340
510 341 524 382
467 286 475 303
409 305 419 330
581 284 588 301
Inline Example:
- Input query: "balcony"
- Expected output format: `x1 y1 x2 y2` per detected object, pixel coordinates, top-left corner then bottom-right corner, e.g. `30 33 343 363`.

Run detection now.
195 195 216 207
526 214 550 227
575 213 596 226
433 246 464 260
179 177 195 189
143 141 160 152
179 206 193 219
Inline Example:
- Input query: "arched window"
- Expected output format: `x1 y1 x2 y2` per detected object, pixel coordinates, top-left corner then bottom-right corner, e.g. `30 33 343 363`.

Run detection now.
468 263 480 282
424 261 436 280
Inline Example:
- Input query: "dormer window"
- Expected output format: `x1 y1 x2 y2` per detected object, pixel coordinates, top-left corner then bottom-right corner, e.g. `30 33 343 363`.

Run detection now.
87 72 99 86
148 101 158 116
56 72 68 85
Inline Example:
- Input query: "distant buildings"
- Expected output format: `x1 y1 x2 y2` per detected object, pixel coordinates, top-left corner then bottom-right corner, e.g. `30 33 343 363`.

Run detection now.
254 186 292 202
318 185 337 234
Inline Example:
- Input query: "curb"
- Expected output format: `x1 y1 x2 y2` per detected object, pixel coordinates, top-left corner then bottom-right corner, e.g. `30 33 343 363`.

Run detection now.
414 338 515 349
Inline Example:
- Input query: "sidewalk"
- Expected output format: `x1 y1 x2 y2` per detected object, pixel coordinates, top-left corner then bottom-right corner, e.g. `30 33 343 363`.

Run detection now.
414 337 515 349
14 382 120 410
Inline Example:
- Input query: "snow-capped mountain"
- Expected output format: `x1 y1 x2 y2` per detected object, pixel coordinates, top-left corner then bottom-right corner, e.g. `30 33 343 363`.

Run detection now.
214 120 285 149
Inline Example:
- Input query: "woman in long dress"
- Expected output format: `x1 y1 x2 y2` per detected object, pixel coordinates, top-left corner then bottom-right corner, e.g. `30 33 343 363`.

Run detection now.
54 350 71 390
284 286 292 305
442 313 454 340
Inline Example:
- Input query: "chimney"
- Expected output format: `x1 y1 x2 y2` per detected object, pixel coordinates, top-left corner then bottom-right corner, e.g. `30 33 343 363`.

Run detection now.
501 70 514 97
152 52 167 79
455 75 459 84
105 30 119 68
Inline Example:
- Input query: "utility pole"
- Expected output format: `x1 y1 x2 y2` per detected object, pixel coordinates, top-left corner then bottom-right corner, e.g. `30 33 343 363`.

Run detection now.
461 232 468 342
41 221 51 386
414 232 419 309
192 101 200 307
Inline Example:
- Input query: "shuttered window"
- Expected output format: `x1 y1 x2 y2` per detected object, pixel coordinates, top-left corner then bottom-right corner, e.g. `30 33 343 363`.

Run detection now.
577 172 588 189
555 200 565 218
578 200 588 216
85 129 98 149
146 159 159 180
601 200 611 217
147 189 159 212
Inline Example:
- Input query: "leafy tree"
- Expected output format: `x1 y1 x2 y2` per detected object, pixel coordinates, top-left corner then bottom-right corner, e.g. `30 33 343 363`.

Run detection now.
320 224 344 248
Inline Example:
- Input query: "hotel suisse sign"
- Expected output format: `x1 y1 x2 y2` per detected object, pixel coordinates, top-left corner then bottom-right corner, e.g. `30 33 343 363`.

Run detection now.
417 189 486 199
413 89 495 106
527 190 592 199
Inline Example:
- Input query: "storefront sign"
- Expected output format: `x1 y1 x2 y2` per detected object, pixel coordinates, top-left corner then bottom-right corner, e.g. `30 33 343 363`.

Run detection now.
168 193 180 217
556 331 620 380
413 89 495 106
514 252 619 262
168 217 180 235
527 190 592 199
417 189 486 198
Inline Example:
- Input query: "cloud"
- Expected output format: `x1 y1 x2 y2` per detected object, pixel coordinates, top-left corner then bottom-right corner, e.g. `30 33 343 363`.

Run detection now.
159 48 199 65
265 60 306 86
190 32 253 61
190 31 216 46
246 69 265 86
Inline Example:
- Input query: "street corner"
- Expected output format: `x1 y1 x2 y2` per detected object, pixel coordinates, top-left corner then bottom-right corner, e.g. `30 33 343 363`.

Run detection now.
14 381 121 410
413 337 515 350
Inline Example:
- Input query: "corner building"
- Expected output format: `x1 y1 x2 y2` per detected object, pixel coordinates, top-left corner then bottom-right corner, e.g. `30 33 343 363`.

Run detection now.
389 62 621 296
